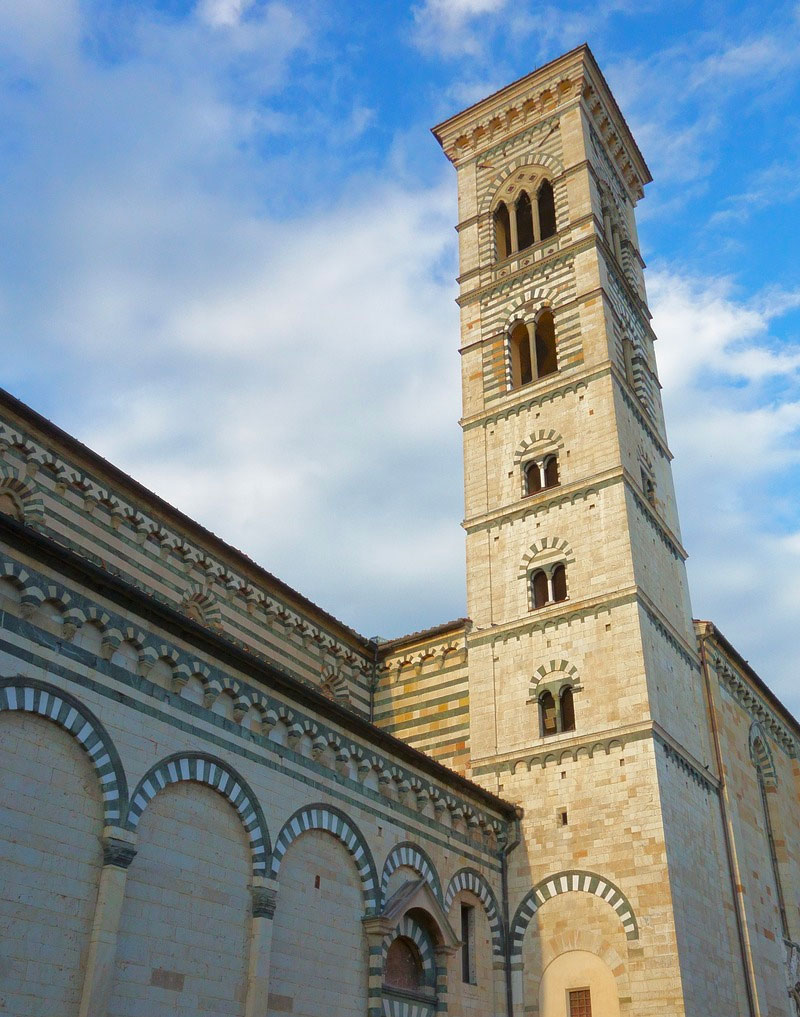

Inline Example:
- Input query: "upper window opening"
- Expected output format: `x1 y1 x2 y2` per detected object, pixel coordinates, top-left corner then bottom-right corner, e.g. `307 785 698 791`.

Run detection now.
530 562 568 610
544 455 559 488
537 180 557 240
560 686 576 732
534 311 558 378
524 455 560 497
551 563 568 603
515 191 535 251
539 690 558 737
532 569 549 610
525 461 543 496
385 937 423 992
494 201 510 260
508 311 558 391
493 176 558 262
538 682 578 738
510 322 533 388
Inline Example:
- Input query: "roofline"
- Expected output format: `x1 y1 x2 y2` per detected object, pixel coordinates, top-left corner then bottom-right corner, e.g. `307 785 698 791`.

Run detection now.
378 618 469 653
0 512 520 820
0 386 372 653
432 43 651 185
695 619 800 737
431 43 589 138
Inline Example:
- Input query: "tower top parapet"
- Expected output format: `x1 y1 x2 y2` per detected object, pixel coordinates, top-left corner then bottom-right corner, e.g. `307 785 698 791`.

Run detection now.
431 44 651 200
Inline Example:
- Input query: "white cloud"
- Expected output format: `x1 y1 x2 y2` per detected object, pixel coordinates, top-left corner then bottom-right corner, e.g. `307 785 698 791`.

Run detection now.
651 268 800 713
411 0 508 57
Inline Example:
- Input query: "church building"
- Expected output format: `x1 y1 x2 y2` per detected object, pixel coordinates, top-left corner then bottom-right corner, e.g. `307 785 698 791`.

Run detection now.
0 44 798 1017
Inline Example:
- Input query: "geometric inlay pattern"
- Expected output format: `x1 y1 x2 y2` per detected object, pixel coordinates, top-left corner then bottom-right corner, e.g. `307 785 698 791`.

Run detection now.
270 803 379 913
510 869 639 955
0 677 128 823
749 721 778 788
381 998 435 1017
126 751 270 875
444 867 505 958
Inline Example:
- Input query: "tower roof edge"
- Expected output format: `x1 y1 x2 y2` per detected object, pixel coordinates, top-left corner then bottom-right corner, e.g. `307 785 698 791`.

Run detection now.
431 44 651 191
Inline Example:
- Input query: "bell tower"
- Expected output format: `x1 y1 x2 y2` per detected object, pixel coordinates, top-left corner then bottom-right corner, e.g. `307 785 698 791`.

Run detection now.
434 46 749 1017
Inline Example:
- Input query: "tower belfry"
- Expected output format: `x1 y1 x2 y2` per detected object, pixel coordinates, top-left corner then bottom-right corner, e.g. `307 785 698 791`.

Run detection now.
434 45 749 1015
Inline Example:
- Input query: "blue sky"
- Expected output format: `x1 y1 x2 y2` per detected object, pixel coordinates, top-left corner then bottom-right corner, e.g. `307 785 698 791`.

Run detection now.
1 0 798 713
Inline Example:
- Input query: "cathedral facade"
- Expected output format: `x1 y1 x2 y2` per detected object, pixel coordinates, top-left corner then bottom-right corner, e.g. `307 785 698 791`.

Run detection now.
0 44 797 1017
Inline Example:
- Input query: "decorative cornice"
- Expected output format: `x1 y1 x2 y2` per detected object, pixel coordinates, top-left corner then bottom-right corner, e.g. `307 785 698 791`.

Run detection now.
713 655 799 758
432 46 650 198
0 391 373 664
0 532 518 836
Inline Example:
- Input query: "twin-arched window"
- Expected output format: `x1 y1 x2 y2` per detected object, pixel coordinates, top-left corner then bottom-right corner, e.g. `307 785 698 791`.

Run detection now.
509 310 558 390
539 686 576 738
494 179 557 261
525 455 559 496
530 563 567 609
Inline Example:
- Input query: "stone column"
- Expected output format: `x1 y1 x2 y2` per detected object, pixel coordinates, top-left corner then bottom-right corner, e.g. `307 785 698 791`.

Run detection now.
363 915 393 1017
508 203 519 255
245 879 279 1017
78 830 137 1017
510 962 525 1017
434 945 455 1013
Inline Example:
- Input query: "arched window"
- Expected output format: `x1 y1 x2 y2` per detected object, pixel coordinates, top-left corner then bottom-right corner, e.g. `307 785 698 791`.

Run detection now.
525 461 543 496
385 936 423 992
539 690 557 737
510 322 533 388
524 455 559 496
537 179 556 240
641 467 656 507
534 310 557 378
515 191 535 251
509 312 558 391
494 202 511 260
560 686 575 732
493 177 558 263
531 569 549 609
551 564 567 603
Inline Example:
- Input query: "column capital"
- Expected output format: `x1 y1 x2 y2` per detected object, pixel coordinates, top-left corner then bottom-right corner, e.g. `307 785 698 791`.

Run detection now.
102 835 137 869
362 914 394 940
252 885 278 919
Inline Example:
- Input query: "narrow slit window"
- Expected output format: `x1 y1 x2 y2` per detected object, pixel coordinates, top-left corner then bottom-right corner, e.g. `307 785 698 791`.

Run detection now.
540 690 557 737
532 569 549 609
537 179 557 240
551 563 567 603
494 201 510 260
460 903 475 984
510 323 533 388
534 310 558 378
516 190 535 250
544 455 559 489
560 686 575 732
525 461 543 496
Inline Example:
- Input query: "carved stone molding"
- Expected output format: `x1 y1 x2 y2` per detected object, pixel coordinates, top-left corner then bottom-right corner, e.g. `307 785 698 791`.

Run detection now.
102 836 137 869
252 885 278 919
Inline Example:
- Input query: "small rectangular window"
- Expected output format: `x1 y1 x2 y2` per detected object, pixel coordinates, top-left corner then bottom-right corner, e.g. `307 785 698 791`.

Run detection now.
569 988 592 1017
461 903 475 984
